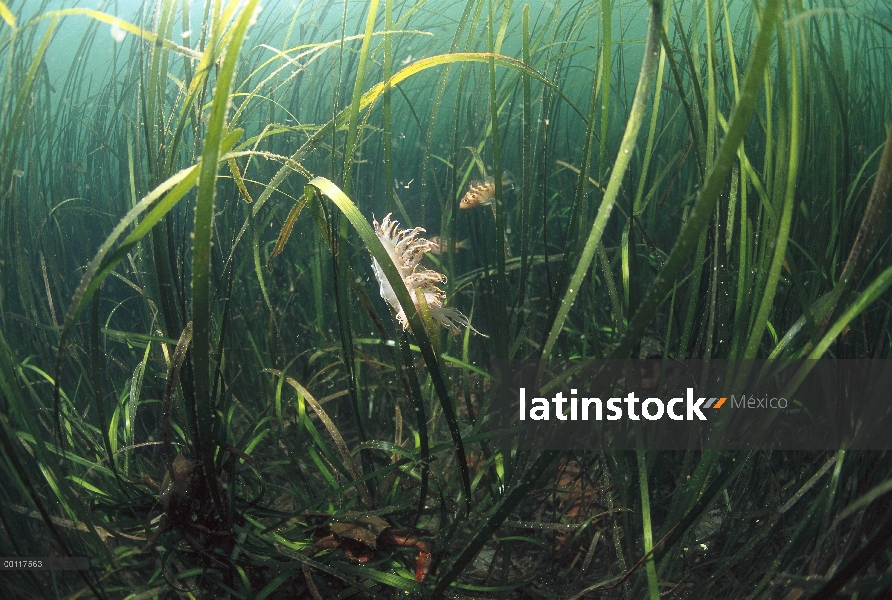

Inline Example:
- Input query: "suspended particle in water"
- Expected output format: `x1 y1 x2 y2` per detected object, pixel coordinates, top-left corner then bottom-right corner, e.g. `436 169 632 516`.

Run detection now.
110 22 126 43
181 30 192 39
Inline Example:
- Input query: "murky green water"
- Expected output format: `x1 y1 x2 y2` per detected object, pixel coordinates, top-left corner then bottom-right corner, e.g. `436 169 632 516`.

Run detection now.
0 0 890 597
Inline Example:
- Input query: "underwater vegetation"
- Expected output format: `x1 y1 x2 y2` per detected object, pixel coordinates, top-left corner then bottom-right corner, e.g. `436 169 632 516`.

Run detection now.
0 0 891 597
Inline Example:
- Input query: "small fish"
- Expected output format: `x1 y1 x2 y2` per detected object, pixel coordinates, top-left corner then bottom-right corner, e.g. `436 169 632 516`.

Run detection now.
428 237 470 254
459 173 514 209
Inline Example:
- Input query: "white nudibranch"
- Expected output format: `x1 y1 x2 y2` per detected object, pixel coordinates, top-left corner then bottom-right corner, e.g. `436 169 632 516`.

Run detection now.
372 213 484 336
